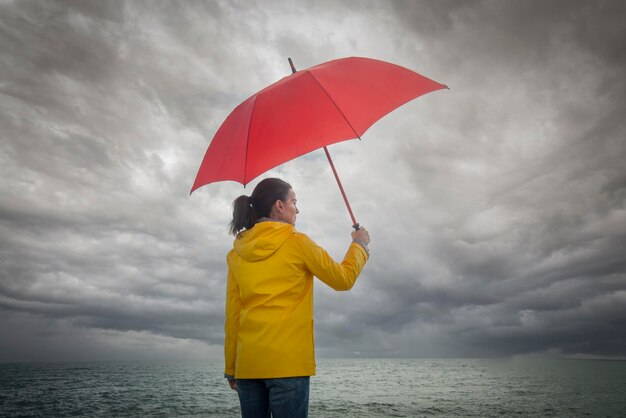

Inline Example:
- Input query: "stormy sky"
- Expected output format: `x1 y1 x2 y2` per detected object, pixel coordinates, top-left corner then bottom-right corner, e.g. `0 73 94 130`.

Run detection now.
1 0 625 363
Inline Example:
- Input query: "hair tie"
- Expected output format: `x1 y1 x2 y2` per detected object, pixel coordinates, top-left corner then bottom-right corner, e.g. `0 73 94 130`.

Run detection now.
248 195 254 208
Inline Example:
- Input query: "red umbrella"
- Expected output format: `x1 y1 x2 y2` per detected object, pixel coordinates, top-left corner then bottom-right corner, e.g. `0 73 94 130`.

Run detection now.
191 56 447 228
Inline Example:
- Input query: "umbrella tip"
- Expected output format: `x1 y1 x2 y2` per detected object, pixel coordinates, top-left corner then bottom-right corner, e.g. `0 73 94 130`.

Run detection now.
288 57 297 74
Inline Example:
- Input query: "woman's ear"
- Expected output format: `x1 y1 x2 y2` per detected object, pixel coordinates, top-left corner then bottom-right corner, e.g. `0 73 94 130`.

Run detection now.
274 199 285 214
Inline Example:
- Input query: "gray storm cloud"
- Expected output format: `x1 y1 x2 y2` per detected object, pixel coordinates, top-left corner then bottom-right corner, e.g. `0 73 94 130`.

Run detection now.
1 0 625 362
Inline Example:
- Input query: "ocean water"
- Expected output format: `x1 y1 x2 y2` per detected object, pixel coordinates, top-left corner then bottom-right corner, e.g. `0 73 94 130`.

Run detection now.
1 358 625 417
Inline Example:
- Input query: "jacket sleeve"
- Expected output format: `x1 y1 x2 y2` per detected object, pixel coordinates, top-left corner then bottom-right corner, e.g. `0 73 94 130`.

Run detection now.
295 233 369 291
224 256 241 378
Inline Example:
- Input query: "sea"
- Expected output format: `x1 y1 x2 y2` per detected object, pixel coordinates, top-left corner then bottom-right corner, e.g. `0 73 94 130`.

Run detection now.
1 358 625 417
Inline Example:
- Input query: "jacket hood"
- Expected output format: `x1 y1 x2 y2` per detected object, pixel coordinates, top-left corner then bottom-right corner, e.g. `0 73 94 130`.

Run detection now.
233 221 295 262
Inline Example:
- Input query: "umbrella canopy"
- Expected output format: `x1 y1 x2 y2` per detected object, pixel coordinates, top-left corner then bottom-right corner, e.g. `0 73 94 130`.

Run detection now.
191 57 447 193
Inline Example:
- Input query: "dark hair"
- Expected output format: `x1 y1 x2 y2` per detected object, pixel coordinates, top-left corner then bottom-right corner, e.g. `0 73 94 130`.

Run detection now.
229 178 292 236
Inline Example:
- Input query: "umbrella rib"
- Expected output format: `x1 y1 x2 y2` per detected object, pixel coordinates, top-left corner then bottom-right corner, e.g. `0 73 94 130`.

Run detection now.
242 96 258 186
306 72 362 140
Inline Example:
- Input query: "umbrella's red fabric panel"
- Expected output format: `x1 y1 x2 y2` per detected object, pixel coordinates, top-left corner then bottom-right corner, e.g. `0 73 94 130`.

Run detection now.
244 71 358 184
309 57 446 135
191 96 255 190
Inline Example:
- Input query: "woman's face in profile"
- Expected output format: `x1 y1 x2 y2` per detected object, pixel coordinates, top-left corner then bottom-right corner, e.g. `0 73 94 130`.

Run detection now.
279 189 299 226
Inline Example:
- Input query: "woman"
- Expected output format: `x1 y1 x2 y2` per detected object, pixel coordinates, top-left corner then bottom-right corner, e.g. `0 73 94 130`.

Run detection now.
224 178 370 418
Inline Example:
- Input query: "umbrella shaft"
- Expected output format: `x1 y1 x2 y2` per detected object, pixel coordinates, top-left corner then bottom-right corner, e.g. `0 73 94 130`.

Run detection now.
323 146 359 230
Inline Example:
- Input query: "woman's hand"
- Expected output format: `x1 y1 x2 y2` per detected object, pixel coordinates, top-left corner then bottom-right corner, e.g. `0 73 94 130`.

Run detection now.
352 226 370 246
228 378 237 391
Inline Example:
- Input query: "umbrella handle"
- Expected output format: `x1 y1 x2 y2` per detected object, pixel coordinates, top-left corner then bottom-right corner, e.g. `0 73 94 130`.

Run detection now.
323 146 360 231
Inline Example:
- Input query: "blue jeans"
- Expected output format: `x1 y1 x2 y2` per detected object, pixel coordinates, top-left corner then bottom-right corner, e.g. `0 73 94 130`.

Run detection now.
236 376 310 418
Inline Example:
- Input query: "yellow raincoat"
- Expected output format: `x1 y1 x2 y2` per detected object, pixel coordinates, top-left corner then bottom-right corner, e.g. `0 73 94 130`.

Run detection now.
224 221 368 379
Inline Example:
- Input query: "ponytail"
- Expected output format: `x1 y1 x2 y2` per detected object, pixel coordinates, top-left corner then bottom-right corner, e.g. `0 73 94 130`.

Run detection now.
229 178 292 236
229 195 257 236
